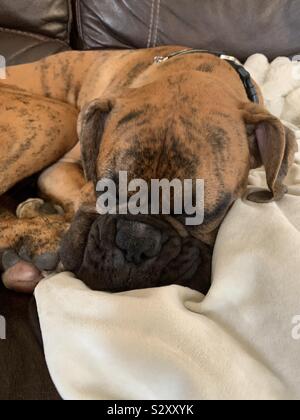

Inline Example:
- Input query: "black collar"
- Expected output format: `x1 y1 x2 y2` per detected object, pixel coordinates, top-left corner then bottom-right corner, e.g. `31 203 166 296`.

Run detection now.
154 49 259 104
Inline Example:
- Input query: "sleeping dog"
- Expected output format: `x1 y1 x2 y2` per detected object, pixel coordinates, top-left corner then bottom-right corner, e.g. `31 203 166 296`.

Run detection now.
0 47 297 294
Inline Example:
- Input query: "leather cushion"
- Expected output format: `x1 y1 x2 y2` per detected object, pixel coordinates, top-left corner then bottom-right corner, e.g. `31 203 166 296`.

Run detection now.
75 0 300 61
0 28 70 66
0 0 71 42
0 284 60 400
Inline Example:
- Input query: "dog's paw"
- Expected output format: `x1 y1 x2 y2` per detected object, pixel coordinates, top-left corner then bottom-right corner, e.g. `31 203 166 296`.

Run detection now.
0 213 69 294
1 250 44 293
1 248 60 294
16 198 64 219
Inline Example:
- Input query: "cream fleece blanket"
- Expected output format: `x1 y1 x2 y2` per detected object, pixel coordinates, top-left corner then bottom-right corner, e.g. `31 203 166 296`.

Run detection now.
35 54 300 400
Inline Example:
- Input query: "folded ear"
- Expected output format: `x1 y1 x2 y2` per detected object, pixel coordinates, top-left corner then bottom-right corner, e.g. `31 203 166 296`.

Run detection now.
242 103 298 203
78 99 114 184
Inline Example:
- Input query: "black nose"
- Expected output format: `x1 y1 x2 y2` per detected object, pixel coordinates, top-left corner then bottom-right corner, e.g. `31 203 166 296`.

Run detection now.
116 220 162 265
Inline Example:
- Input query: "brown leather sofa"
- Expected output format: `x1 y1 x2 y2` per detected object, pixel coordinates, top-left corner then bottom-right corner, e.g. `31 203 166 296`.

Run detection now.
0 0 71 65
0 0 299 401
1 0 300 66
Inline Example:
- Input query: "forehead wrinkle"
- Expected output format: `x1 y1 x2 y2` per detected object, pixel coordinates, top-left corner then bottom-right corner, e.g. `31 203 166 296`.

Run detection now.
117 109 146 128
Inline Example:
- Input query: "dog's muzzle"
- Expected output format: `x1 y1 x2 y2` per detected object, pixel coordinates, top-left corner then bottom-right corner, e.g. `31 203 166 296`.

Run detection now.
60 210 212 294
115 220 165 265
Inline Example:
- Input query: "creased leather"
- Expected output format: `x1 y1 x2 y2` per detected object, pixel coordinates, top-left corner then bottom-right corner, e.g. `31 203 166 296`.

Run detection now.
0 0 71 42
76 0 300 60
0 29 70 65
0 284 60 400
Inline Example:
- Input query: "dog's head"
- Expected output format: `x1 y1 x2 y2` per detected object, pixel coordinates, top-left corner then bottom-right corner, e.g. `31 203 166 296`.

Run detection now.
60 72 297 293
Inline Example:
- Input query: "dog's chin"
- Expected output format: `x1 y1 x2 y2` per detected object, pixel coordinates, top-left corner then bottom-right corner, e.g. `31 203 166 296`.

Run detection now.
60 211 212 294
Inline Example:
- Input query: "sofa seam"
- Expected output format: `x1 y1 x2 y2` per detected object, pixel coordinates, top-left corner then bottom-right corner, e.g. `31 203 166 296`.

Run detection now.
66 0 72 44
153 0 161 47
75 0 84 47
147 0 156 48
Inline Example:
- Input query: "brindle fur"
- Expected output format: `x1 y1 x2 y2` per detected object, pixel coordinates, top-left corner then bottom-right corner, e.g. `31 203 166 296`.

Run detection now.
0 47 297 292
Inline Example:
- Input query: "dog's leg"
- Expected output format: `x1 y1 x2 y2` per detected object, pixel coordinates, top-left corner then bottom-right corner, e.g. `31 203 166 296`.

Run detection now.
1 144 96 294
3 51 94 104
3 49 145 107
36 144 95 218
3 50 114 106
0 87 79 292
1 175 94 294
0 87 78 195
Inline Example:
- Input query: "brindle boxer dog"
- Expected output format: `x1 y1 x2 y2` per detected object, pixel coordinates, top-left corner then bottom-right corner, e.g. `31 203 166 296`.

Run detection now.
0 47 297 294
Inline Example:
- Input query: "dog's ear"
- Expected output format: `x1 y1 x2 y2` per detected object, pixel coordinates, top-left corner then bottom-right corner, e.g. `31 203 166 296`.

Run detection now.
242 102 298 203
78 99 114 183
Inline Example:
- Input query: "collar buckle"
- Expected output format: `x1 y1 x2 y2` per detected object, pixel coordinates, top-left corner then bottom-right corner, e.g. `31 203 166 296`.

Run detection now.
154 56 169 64
219 54 242 66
